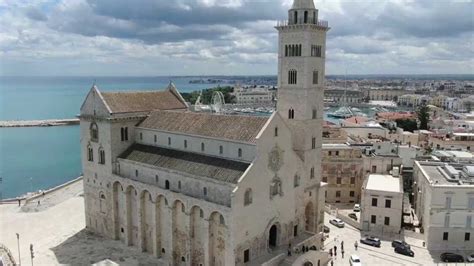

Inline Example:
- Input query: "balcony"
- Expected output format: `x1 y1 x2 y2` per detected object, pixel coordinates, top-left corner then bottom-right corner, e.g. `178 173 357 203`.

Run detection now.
276 19 329 29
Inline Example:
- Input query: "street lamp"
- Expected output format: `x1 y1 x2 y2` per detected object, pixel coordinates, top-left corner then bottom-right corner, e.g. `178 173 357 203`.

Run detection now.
16 233 21 265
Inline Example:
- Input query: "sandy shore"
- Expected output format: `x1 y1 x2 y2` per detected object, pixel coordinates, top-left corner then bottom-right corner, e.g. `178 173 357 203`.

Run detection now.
0 179 162 265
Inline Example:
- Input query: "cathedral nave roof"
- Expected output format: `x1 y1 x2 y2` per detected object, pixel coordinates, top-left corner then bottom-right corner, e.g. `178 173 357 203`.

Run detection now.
101 90 187 114
119 144 250 184
138 111 269 144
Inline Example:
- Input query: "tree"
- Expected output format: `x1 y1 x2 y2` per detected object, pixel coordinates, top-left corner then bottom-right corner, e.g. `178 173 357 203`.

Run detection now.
395 119 418 132
417 104 430 130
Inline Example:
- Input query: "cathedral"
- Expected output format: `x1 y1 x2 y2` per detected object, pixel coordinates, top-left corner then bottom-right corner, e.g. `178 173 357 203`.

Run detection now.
79 0 330 265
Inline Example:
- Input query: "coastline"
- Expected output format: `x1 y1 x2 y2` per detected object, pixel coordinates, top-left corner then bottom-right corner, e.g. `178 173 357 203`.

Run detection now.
0 118 79 128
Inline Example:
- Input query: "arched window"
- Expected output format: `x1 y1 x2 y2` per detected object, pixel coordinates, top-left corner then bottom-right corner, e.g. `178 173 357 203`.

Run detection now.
304 11 308 23
154 135 157 143
99 192 106 213
312 109 317 119
124 127 128 141
238 148 242 158
184 139 188 148
294 175 300 187
285 45 288 57
298 44 302 56
244 188 252 206
313 70 319 84
312 137 316 149
294 11 298 24
168 137 171 145
178 181 181 190
201 142 205 152
120 127 124 141
288 108 295 119
288 69 297 84
310 167 315 179
219 145 223 154
87 145 93 162
165 180 170 190
203 187 207 196
98 148 105 164
270 179 282 198
90 123 99 142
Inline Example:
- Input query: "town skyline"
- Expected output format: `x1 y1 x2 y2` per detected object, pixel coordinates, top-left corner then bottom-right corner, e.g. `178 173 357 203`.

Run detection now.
1 0 473 76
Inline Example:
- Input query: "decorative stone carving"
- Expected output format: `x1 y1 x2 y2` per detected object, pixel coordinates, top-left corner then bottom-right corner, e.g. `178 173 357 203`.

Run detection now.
268 144 284 173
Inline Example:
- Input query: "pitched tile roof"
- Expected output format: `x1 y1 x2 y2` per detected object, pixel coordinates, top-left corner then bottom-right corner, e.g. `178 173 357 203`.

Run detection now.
119 144 249 184
138 111 269 144
101 90 187 114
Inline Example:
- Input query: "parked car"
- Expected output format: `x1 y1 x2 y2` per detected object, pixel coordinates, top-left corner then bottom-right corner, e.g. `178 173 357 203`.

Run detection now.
466 254 474 263
391 240 410 248
440 253 464 263
394 245 414 257
349 254 362 266
353 204 361 212
360 236 381 247
323 225 330 233
348 213 358 221
329 218 345 228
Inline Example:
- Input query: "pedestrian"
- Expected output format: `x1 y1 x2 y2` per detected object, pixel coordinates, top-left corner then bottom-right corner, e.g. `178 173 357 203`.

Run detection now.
329 248 333 257
334 245 337 256
342 249 345 258
18 199 21 206
341 240 344 250
37 200 40 206
354 241 358 251
330 259 334 266
287 243 292 256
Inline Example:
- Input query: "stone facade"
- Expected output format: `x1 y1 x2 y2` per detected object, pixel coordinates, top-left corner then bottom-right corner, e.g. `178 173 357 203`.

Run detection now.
80 1 330 265
322 144 364 203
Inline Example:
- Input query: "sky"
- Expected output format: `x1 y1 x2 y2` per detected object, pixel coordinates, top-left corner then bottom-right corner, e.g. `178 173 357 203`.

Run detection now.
0 0 472 76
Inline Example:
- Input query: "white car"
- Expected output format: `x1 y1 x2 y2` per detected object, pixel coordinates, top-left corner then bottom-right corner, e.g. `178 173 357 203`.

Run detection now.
329 218 345 228
467 254 474 262
353 203 361 212
349 254 362 266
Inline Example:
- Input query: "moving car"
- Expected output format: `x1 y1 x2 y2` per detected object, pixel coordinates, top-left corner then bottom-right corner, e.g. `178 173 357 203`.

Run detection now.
323 225 330 233
348 213 358 221
391 240 410 248
360 236 381 247
440 253 464 262
353 204 361 212
466 254 474 263
329 218 345 228
349 254 362 266
394 245 414 257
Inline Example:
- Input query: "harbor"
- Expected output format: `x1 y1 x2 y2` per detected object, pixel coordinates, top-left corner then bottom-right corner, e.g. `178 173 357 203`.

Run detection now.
0 118 80 128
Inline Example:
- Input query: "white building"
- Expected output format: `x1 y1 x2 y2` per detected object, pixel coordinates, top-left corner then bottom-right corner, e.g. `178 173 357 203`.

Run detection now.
413 161 474 251
80 0 331 265
232 85 275 104
361 174 403 234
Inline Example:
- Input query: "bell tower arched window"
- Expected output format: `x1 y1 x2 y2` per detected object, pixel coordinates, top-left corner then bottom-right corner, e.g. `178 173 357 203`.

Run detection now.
288 108 295 119
294 11 298 24
304 11 308 23
90 123 98 142
98 147 105 165
288 69 297 84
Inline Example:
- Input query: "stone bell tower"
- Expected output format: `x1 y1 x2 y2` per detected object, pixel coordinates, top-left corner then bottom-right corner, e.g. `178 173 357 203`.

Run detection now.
275 0 330 232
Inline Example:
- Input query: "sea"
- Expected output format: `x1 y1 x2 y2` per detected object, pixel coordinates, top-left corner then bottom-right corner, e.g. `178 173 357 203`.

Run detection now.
1 75 472 199
0 76 230 199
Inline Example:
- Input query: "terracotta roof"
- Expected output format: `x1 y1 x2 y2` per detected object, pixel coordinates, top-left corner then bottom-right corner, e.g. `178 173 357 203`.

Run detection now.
138 111 269 144
101 90 187 114
376 112 415 120
119 144 249 184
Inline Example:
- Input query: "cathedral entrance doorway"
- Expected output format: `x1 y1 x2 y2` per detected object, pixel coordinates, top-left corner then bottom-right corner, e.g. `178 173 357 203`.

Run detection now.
269 224 277 248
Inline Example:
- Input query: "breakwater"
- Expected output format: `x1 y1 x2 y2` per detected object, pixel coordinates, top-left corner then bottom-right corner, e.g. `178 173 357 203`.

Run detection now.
0 119 79 128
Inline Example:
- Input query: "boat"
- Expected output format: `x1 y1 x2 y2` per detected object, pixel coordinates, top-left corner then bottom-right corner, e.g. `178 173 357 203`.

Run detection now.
327 106 353 118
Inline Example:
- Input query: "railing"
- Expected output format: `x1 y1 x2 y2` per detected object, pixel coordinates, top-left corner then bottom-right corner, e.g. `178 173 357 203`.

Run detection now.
276 19 329 28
